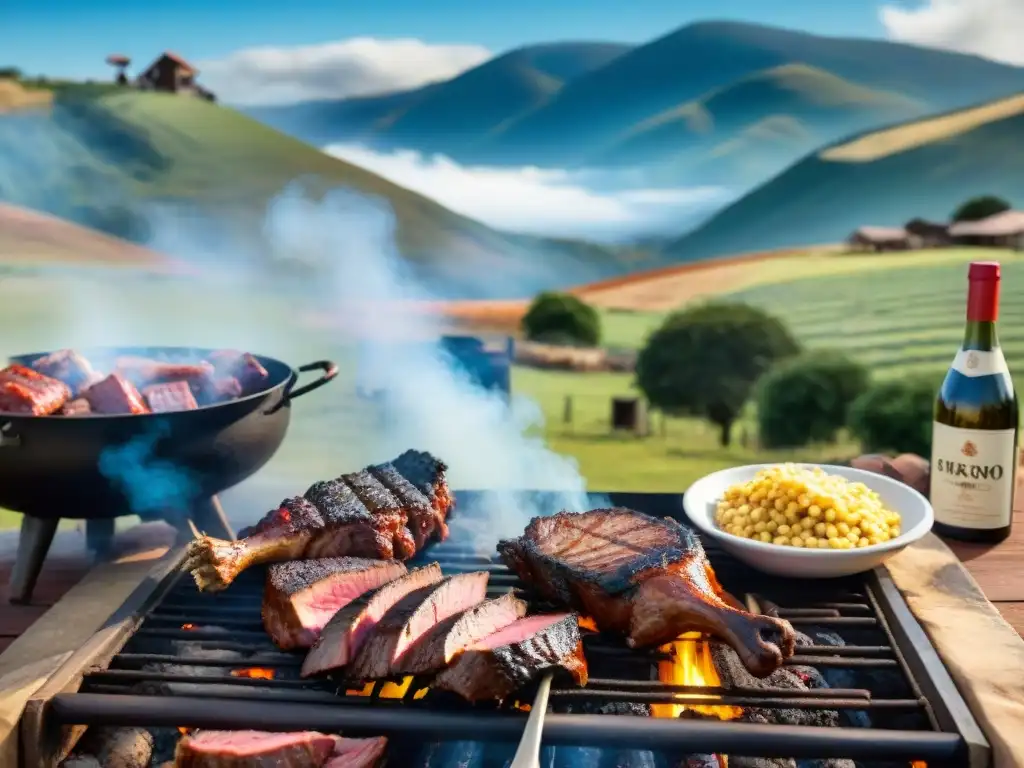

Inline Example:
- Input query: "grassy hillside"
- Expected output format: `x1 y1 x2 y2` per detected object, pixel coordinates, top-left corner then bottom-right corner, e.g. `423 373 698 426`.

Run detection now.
479 21 1024 166
595 64 925 184
0 90 655 297
665 92 1024 261
246 42 631 152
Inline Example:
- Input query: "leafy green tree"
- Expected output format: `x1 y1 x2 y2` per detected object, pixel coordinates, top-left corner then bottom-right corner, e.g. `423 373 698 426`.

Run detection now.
952 195 1011 223
848 377 936 457
0 67 22 80
635 302 800 446
521 292 600 346
756 352 870 449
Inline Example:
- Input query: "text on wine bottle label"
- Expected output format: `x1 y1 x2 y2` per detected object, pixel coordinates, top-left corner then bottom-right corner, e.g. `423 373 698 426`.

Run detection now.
930 422 1017 529
950 349 1010 378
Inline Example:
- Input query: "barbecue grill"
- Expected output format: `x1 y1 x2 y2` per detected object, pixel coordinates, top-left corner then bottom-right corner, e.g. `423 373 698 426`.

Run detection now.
24 492 989 768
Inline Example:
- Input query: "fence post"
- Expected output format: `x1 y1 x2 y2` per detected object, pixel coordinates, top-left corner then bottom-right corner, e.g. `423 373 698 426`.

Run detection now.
563 394 574 433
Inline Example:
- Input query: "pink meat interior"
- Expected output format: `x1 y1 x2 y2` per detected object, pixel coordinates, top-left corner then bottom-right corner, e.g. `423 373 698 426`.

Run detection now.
394 572 488 661
325 737 388 768
473 613 570 651
348 565 442 659
292 568 401 639
186 730 336 758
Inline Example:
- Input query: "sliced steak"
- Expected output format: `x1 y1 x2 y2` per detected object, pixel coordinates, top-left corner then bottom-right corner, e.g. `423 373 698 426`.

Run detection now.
263 558 408 650
433 612 588 702
324 737 388 768
397 591 527 676
173 730 336 767
497 508 796 678
350 571 490 680
302 563 443 677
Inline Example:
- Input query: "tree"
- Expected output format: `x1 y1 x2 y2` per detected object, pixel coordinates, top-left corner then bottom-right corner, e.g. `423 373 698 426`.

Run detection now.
0 67 22 80
952 195 1011 223
756 352 870 449
635 302 800 446
521 292 600 346
848 377 936 458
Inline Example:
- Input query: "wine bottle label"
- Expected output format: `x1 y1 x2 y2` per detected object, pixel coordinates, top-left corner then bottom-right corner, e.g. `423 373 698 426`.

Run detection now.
950 349 1010 377
930 422 1017 529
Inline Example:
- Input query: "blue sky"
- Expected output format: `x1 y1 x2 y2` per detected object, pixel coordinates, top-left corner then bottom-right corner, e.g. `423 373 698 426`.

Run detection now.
5 0 887 80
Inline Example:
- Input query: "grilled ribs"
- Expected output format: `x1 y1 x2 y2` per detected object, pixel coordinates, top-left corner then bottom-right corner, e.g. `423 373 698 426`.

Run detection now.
184 450 452 592
0 364 71 415
262 557 407 650
433 612 588 702
497 508 796 678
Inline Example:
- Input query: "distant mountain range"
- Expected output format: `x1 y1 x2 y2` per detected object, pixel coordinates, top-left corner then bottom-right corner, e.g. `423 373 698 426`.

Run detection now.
666 92 1024 260
247 21 1024 190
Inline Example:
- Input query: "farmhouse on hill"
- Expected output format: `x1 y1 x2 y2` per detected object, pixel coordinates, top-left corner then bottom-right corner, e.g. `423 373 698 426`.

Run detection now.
847 226 915 252
949 210 1024 249
904 218 949 248
134 52 216 101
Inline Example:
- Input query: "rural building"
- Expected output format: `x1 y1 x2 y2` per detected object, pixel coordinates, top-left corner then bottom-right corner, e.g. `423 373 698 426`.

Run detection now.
904 218 949 247
847 226 915 252
949 210 1024 249
135 52 215 101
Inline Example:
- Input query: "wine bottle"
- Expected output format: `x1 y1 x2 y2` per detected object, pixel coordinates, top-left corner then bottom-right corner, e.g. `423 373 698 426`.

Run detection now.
931 261 1019 543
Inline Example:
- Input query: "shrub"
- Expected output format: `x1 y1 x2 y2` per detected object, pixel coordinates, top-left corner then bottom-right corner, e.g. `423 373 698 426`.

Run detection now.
756 352 870 449
521 292 600 346
635 302 800 446
848 377 936 457
951 195 1011 223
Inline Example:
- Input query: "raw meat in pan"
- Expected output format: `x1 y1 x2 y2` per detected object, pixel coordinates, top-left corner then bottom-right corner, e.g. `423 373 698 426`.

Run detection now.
82 373 149 415
262 557 407 650
324 737 388 768
433 612 587 702
0 364 71 415
173 729 337 767
397 591 527 676
184 451 451 592
302 563 442 678
144 380 199 413
349 570 490 680
497 508 795 678
30 349 101 395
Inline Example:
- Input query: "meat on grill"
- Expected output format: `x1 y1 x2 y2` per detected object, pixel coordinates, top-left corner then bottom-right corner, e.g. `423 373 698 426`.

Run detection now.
349 570 490 680
30 349 102 395
433 612 588 702
173 730 338 767
0 364 71 415
207 349 270 392
302 563 442 678
397 591 528 676
184 450 451 592
61 398 92 416
497 508 796 678
144 380 200 413
262 557 408 650
83 373 149 415
324 737 388 768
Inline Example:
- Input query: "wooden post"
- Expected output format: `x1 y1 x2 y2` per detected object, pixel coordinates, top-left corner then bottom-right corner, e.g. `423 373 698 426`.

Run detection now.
563 394 573 433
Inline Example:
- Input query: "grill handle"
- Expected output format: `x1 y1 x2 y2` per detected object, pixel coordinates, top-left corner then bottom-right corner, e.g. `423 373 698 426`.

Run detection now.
267 360 339 414
508 673 554 768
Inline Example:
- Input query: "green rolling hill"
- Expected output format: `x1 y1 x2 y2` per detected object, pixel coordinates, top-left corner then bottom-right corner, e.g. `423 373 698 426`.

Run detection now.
663 92 1024 261
0 89 656 297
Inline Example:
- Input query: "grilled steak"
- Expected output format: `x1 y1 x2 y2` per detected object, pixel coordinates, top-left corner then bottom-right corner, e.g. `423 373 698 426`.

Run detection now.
263 557 408 650
83 373 149 415
398 591 527 676
30 349 101 396
184 450 451 592
350 570 490 680
144 381 199 413
115 357 215 388
173 730 337 767
497 508 796 678
61 398 92 416
434 612 587 702
302 563 442 678
0 364 71 415
207 350 270 392
324 737 388 768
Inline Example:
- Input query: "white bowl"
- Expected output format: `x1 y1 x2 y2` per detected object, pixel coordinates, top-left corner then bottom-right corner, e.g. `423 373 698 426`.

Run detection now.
683 463 934 578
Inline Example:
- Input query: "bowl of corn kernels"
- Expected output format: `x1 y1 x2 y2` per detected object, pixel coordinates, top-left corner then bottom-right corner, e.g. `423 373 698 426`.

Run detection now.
682 463 934 578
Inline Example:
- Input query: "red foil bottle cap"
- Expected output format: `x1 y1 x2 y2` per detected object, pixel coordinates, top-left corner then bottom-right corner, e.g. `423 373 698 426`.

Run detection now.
969 261 1000 281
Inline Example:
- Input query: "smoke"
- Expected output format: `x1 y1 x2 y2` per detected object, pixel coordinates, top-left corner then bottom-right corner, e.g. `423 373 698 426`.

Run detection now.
261 183 601 548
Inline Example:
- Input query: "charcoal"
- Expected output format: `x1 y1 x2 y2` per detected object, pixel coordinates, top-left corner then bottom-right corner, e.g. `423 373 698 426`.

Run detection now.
681 757 720 768
731 759 796 768
78 726 153 768
418 740 485 768
540 744 602 768
59 756 101 768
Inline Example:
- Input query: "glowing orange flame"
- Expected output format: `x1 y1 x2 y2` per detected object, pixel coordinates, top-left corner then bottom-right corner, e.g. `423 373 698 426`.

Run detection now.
181 623 196 631
178 727 190 735
344 676 416 699
230 667 275 680
653 632 742 720
577 616 599 632
910 763 927 768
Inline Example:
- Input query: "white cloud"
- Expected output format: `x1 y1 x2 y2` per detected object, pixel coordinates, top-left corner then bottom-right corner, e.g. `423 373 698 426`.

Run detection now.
323 143 730 242
879 0 1024 65
198 37 491 106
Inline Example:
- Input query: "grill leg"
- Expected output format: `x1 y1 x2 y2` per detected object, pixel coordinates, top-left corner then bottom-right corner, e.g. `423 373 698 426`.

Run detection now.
8 515 59 605
189 496 235 541
86 518 116 559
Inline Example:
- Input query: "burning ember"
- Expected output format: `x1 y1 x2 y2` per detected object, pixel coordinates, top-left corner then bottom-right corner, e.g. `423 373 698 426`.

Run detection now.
181 623 196 631
345 676 416 699
230 667 275 680
653 632 742 720
578 616 599 632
